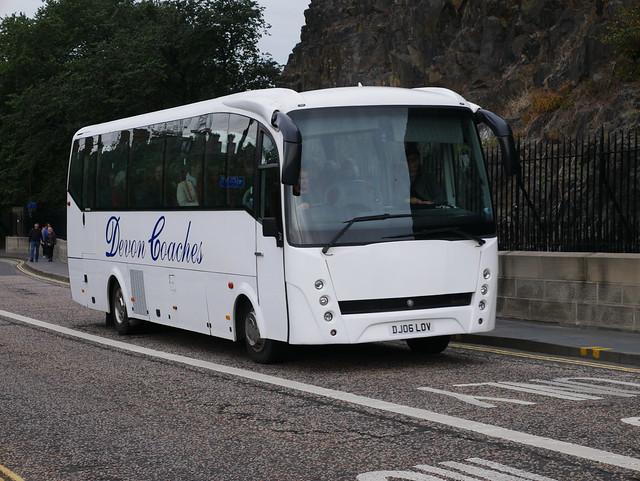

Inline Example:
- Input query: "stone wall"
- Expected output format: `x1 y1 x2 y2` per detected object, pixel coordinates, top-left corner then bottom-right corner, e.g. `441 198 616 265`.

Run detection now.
498 251 640 332
5 236 67 263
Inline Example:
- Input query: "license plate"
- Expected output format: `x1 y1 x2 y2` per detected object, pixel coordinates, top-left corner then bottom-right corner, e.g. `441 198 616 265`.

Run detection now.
389 321 432 336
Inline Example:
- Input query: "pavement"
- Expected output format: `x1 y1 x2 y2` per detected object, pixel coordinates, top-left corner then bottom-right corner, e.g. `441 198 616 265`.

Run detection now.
1 250 639 367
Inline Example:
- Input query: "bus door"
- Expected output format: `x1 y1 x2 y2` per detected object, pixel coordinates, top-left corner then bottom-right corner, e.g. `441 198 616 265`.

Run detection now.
77 136 99 257
254 132 288 342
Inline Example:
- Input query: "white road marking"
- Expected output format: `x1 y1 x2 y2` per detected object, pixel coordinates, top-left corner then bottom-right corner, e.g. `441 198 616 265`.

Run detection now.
417 386 536 408
465 457 559 481
455 381 602 400
622 417 640 427
2 308 640 473
438 461 548 481
361 457 560 481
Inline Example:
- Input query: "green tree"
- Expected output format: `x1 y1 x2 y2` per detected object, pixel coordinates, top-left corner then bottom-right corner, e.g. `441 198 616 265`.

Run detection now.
0 0 281 216
602 4 640 79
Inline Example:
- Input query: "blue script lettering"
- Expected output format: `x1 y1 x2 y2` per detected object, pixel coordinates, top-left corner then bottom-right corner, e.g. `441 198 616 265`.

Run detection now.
148 216 204 264
105 216 146 259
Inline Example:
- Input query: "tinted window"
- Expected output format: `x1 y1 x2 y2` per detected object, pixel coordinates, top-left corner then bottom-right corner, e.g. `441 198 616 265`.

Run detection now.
97 131 129 209
130 128 164 209
225 114 257 209
204 113 229 208
70 113 266 211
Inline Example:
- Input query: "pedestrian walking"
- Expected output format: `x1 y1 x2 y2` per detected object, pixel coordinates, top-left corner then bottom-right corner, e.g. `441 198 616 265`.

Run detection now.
44 226 56 262
41 224 49 259
28 223 41 262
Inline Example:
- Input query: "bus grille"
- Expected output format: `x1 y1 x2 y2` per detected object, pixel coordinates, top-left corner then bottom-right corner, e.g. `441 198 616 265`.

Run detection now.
130 269 148 316
338 292 473 315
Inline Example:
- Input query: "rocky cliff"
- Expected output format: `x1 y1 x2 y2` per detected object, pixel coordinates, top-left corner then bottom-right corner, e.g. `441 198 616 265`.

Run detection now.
279 0 640 138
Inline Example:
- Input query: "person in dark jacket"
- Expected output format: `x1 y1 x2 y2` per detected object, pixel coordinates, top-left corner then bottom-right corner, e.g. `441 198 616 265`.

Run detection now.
28 223 41 262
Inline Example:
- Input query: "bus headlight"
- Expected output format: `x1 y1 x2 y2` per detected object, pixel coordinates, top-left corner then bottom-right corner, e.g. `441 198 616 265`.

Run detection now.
480 284 488 295
479 300 486 311
324 311 333 322
483 268 491 279
315 279 324 290
319 295 329 306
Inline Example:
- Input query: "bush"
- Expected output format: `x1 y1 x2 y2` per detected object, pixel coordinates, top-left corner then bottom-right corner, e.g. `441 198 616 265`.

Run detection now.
602 5 640 79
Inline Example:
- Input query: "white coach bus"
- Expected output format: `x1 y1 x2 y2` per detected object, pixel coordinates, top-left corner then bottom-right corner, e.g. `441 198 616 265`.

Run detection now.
67 86 519 363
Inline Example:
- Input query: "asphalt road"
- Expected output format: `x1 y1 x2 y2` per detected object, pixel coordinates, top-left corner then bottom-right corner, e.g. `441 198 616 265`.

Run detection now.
1 259 639 481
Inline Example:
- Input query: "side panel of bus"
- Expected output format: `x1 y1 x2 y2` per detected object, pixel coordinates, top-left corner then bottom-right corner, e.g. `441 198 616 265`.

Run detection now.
68 208 268 340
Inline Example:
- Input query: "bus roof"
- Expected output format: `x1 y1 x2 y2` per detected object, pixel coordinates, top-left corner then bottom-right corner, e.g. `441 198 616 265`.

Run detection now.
72 86 478 140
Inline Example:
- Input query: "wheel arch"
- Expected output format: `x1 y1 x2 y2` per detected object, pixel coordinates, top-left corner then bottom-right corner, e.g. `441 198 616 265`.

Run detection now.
106 267 129 315
234 294 252 341
232 284 266 343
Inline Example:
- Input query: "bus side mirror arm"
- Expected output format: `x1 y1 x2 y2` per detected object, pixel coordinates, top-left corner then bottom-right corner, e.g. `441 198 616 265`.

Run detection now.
272 111 302 186
475 109 520 177
262 217 283 247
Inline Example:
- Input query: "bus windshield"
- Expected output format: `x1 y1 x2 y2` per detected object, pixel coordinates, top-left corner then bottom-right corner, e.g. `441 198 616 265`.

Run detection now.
286 106 495 247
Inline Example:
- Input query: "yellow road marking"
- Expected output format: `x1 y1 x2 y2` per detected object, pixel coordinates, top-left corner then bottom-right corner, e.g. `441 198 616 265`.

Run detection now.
14 259 70 286
0 465 26 481
580 346 613 359
450 343 640 374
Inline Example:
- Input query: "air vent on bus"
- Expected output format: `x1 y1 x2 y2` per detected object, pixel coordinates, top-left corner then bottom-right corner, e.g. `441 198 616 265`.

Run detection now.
130 269 148 315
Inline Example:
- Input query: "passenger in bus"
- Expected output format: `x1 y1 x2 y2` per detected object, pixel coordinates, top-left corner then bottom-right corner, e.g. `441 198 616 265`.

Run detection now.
112 171 126 206
294 169 312 209
134 168 161 207
340 157 360 180
176 162 201 206
405 147 445 206
165 164 182 207
294 168 326 209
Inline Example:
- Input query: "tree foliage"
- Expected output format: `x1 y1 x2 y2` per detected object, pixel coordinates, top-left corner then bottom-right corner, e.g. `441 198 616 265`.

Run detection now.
602 4 640 80
0 0 281 209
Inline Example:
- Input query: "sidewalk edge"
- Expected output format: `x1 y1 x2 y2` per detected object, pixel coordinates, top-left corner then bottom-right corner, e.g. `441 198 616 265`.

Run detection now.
456 334 640 367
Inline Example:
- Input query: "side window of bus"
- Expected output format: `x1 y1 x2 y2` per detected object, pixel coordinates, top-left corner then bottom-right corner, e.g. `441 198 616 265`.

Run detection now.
164 135 183 208
97 131 129 209
179 131 206 208
204 113 229 208
226 114 257 210
130 128 164 209
82 136 99 210
259 132 280 219
68 139 85 208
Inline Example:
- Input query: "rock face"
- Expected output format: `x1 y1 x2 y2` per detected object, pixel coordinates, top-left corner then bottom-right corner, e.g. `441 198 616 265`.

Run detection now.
280 0 639 137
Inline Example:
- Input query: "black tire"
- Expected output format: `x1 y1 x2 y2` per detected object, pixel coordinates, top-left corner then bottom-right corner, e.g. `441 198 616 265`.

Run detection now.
111 282 135 335
105 310 114 327
243 307 285 364
406 335 450 355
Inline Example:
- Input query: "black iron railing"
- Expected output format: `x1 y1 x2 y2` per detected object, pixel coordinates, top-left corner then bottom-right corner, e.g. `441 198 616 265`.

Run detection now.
486 128 639 253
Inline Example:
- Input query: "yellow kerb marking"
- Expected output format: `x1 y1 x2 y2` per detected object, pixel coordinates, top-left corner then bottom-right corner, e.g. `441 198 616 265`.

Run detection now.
580 346 613 359
0 465 26 481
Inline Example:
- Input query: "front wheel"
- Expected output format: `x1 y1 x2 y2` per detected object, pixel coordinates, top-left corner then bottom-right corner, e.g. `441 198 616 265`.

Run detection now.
406 335 450 355
111 282 136 335
243 307 285 364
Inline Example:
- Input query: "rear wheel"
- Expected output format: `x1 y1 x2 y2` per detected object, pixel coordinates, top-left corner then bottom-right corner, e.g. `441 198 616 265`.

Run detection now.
243 307 285 364
111 282 136 335
406 335 450 355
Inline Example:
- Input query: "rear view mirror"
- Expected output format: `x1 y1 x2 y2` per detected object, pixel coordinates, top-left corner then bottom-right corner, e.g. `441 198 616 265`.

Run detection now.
272 111 302 186
475 109 520 176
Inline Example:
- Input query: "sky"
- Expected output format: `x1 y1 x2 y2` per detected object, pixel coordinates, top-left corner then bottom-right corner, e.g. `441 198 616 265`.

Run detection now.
0 0 309 65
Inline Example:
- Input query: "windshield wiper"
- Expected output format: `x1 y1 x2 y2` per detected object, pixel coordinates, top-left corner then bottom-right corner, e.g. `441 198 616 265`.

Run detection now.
322 213 412 254
384 227 486 246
